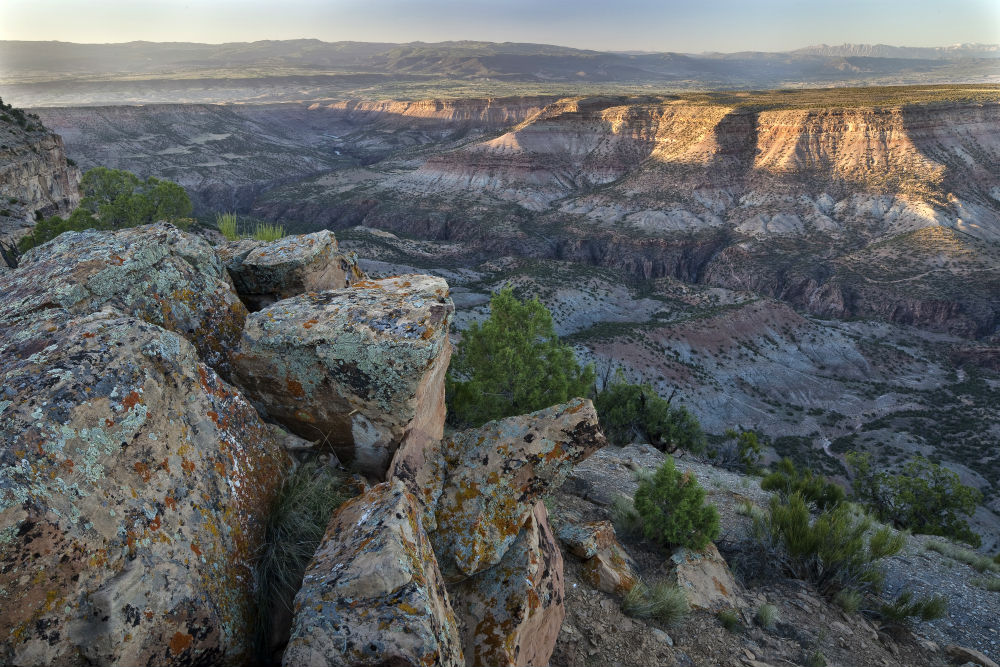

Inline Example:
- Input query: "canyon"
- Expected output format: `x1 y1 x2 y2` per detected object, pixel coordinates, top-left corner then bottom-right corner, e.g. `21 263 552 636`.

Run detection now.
31 87 1000 547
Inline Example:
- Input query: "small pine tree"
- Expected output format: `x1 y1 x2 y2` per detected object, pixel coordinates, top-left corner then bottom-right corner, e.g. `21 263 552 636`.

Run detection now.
446 287 595 427
595 376 706 454
634 456 720 550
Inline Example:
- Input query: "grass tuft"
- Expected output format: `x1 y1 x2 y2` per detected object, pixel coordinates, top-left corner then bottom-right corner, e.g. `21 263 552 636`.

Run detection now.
217 212 240 241
971 577 1000 592
252 462 356 658
611 494 644 539
833 588 862 614
621 580 689 626
925 540 1000 573
252 222 286 242
717 608 743 633
756 603 779 630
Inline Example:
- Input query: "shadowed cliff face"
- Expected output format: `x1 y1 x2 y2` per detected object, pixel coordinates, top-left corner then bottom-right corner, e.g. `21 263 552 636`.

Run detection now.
0 108 80 243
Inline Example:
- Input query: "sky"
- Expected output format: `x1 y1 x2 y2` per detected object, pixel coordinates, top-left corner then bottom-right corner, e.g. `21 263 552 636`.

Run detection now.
1 0 998 53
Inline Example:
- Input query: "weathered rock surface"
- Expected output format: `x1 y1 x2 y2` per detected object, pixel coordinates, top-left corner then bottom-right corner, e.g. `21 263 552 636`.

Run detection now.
668 543 742 611
0 308 287 666
450 502 565 667
234 274 453 476
0 222 247 377
944 644 999 667
283 480 464 667
430 398 606 580
556 519 637 595
0 108 80 243
218 230 363 310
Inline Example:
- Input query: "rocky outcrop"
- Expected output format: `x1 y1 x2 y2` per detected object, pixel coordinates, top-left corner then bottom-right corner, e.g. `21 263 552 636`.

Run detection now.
0 104 80 243
283 480 464 667
450 502 565 667
218 230 364 310
668 543 742 611
1 222 248 377
234 275 453 476
557 519 637 595
429 399 607 580
0 308 287 666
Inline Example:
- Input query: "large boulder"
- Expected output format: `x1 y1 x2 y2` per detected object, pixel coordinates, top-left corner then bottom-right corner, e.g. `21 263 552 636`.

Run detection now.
234 275 453 477
283 480 464 667
450 502 565 667
0 308 288 666
0 222 247 377
218 230 363 310
429 398 606 579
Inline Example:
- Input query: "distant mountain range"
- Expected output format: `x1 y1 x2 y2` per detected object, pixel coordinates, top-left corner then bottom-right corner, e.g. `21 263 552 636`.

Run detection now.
2 39 998 106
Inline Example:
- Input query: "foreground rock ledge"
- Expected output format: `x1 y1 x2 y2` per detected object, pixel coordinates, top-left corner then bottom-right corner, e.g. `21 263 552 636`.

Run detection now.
0 222 248 378
283 480 464 667
219 230 363 310
0 309 287 666
451 501 565 667
430 398 606 580
234 274 453 477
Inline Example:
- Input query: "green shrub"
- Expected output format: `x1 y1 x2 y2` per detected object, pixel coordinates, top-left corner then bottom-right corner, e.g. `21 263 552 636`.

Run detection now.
217 212 240 240
805 650 827 667
761 458 846 511
848 451 983 547
19 166 192 252
446 287 594 427
751 494 903 596
710 428 764 472
756 603 779 630
634 456 720 551
252 462 356 657
877 590 947 628
834 588 862 613
621 580 689 626
595 377 705 454
717 608 742 633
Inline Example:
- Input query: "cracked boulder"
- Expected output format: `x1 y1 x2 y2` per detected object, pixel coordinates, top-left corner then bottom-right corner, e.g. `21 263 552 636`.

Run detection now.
282 480 464 667
234 274 453 477
450 502 565 667
556 519 637 595
429 398 606 580
218 230 363 310
0 308 288 666
0 222 247 378
668 543 742 611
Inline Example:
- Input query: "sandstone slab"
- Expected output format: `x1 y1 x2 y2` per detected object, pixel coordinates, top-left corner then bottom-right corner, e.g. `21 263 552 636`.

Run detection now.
0 309 287 666
668 542 741 611
431 398 606 579
0 222 247 377
556 519 637 595
219 230 363 310
234 274 453 477
451 502 565 667
283 480 464 667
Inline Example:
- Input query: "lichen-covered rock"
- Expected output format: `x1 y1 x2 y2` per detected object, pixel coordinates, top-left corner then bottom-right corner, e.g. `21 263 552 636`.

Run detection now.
0 222 247 378
451 502 565 667
218 231 364 310
234 275 453 477
431 399 606 579
283 480 464 667
556 518 637 595
668 543 741 611
0 309 287 666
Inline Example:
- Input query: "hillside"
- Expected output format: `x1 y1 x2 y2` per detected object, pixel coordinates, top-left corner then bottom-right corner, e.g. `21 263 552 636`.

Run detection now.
4 39 999 106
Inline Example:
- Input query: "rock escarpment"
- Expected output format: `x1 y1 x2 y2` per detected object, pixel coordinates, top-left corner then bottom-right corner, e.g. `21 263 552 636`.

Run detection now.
0 100 80 246
2 221 608 666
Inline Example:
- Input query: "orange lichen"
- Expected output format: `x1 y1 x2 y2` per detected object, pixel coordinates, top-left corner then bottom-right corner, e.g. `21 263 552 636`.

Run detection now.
133 462 151 483
122 391 142 411
169 631 193 656
286 378 306 398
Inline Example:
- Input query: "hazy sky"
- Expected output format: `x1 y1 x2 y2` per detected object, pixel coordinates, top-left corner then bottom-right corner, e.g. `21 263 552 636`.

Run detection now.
1 0 998 52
